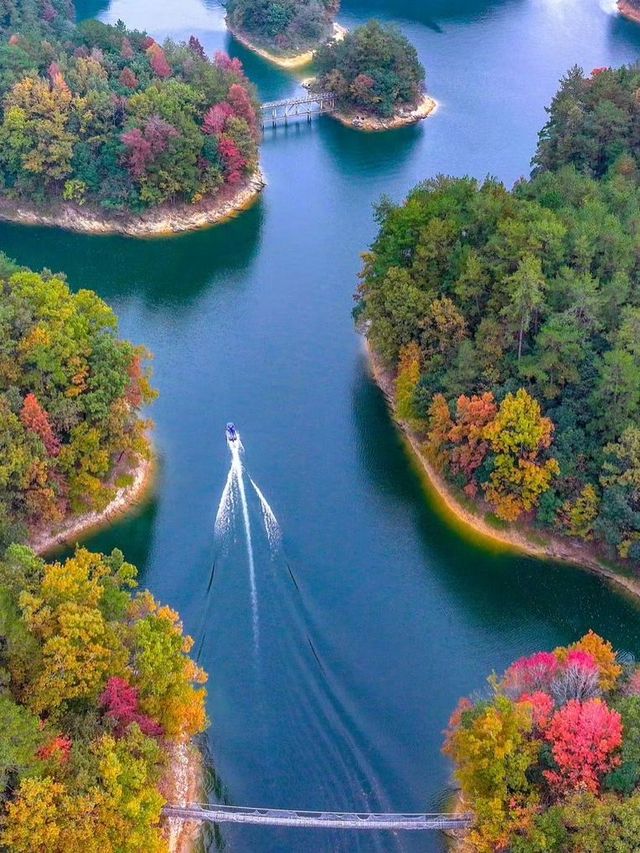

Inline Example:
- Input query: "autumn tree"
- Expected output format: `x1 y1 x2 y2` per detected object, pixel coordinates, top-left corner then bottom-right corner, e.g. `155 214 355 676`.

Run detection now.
395 342 421 423
544 699 622 794
444 695 539 852
448 392 497 482
482 389 559 520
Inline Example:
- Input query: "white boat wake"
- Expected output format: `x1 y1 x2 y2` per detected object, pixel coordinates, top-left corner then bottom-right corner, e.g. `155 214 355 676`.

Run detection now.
214 428 282 648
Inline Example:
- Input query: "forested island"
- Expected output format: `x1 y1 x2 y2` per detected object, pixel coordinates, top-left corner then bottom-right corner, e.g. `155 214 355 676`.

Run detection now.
0 255 155 553
311 21 434 129
225 0 342 68
445 632 640 850
0 0 263 234
0 544 207 851
358 65 640 574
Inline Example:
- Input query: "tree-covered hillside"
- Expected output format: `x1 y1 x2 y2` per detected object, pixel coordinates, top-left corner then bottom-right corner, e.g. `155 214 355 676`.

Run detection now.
534 65 640 179
357 67 640 566
226 0 338 54
0 11 260 211
0 0 74 40
0 255 156 549
312 21 425 117
0 545 207 851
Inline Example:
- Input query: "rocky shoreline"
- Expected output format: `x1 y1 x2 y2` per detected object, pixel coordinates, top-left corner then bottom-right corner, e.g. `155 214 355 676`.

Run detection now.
162 742 204 853
227 22 346 69
364 337 640 604
331 93 438 131
618 0 640 24
0 171 265 238
29 453 154 556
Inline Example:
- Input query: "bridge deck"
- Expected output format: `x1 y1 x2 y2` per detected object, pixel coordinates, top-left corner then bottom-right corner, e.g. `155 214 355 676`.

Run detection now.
260 92 337 125
164 804 474 831
261 92 335 111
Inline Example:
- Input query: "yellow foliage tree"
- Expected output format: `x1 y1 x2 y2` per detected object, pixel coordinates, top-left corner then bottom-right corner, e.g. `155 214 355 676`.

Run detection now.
561 631 622 692
482 388 559 521
443 695 540 852
395 341 422 423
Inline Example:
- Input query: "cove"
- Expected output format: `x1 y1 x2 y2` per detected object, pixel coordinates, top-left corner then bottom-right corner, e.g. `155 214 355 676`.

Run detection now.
3 1 640 851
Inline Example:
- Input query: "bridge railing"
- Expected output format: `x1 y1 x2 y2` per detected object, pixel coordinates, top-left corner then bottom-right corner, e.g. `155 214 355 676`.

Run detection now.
260 92 337 126
163 803 475 831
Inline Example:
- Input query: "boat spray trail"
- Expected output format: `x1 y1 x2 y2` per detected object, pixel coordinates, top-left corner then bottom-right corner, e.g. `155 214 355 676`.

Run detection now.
250 476 281 550
230 439 260 648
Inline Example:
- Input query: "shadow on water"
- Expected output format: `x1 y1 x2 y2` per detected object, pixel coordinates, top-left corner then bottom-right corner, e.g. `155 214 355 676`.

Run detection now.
0 201 264 307
350 358 640 658
59 496 159 587
316 116 425 178
74 0 111 21
341 0 523 30
225 34 303 102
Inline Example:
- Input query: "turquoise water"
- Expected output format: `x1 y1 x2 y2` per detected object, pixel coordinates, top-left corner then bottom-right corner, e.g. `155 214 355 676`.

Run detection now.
3 1 640 849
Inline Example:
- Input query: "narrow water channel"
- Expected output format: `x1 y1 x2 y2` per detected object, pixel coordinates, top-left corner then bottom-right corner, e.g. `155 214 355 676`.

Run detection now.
3 1 640 850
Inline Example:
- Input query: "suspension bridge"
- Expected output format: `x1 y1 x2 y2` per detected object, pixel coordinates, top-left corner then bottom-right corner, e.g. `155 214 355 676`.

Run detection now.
164 803 474 831
260 92 337 126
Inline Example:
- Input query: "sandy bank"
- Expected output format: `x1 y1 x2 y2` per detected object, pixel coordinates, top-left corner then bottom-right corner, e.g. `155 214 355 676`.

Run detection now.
29 453 154 556
227 22 346 68
365 337 640 603
618 0 640 24
162 741 204 853
331 93 438 131
0 171 265 237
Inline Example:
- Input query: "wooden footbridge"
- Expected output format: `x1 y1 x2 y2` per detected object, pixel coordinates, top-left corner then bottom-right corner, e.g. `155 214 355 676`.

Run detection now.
261 92 337 126
164 803 474 832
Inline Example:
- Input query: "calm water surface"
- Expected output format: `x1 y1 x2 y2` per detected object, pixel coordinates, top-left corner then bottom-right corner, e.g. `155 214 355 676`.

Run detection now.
3 1 640 849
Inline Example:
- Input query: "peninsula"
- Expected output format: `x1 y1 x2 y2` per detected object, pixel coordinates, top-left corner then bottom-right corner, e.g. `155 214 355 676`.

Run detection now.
0 255 156 554
358 64 640 583
0 6 263 235
0 544 208 852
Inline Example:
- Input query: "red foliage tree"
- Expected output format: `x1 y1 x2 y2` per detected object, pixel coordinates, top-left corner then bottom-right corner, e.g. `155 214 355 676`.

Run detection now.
448 392 497 479
20 393 60 457
125 354 144 407
543 699 622 794
214 51 243 75
119 67 138 90
218 135 245 184
503 651 559 699
37 735 72 764
122 116 178 180
188 35 206 59
42 0 56 22
147 43 172 79
227 83 258 138
203 102 234 136
121 36 134 59
518 691 554 730
100 677 163 738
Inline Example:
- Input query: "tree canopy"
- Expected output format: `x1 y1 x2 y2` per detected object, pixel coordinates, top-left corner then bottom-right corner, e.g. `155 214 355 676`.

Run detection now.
357 69 640 562
443 633 640 852
0 545 207 851
0 255 155 550
312 21 425 117
0 9 260 211
225 0 338 54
